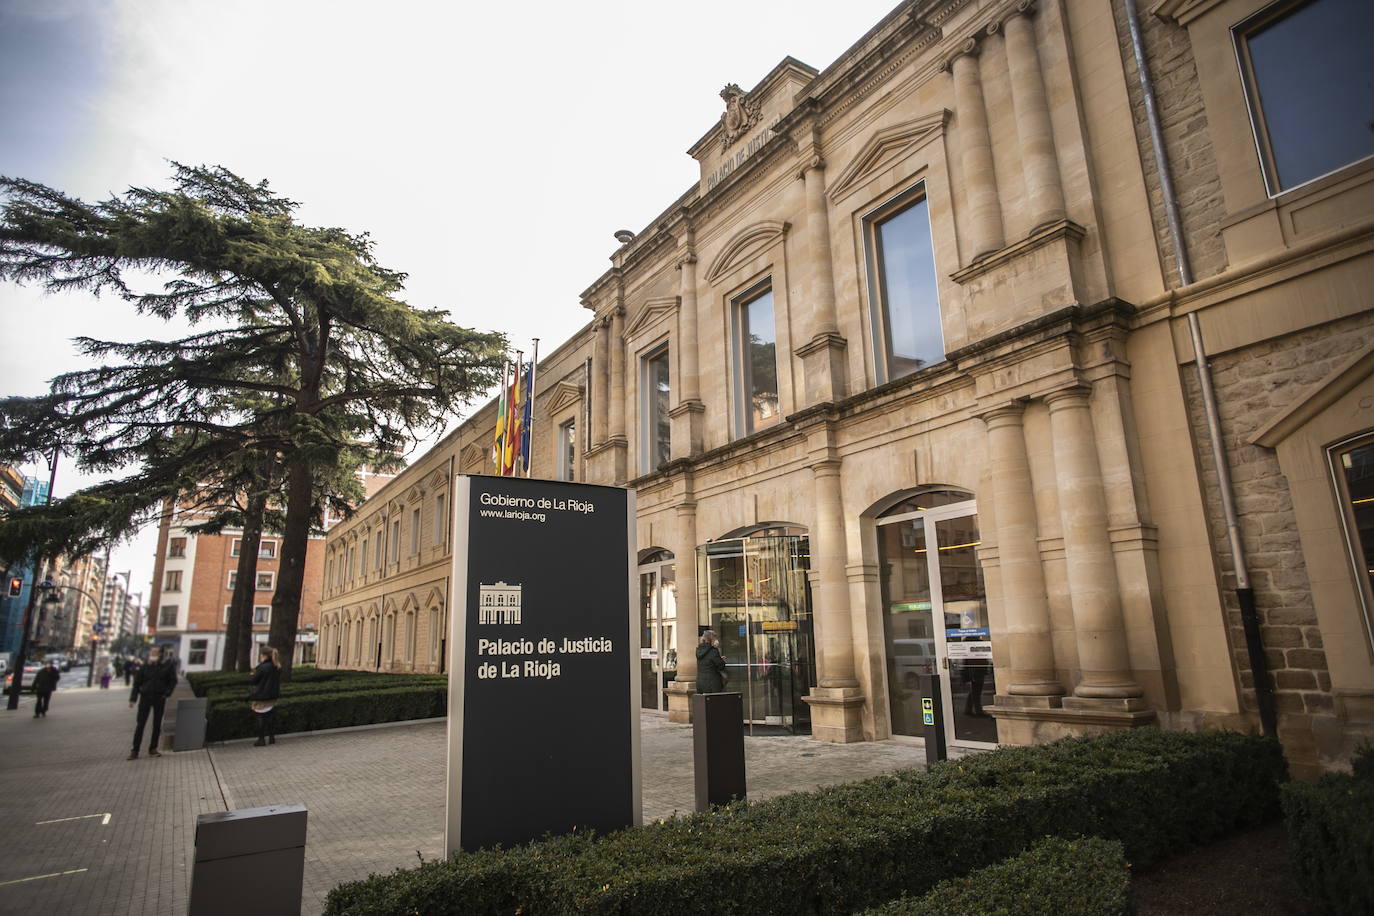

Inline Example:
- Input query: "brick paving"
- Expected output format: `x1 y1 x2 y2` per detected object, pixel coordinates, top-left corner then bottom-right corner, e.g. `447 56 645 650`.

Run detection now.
1 684 929 915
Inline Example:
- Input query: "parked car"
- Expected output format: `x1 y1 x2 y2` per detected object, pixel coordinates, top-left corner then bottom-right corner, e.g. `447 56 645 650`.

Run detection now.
3 664 43 692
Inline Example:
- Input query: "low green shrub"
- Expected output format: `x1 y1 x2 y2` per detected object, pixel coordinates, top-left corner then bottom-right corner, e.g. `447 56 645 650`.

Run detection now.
206 684 447 741
862 836 1133 916
1282 744 1374 914
202 674 445 707
324 728 1283 916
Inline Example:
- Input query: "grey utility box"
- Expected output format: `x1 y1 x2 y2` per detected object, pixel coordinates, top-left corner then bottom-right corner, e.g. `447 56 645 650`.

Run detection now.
173 697 208 751
189 804 307 916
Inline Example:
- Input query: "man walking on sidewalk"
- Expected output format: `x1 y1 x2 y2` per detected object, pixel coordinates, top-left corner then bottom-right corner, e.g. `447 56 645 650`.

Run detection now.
128 645 177 759
32 660 59 717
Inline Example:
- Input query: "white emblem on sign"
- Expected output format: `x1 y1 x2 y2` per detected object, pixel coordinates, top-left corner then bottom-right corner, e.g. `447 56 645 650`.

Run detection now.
479 581 523 625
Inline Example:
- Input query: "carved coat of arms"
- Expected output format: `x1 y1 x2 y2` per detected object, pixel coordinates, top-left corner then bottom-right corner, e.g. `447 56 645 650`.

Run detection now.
719 83 761 151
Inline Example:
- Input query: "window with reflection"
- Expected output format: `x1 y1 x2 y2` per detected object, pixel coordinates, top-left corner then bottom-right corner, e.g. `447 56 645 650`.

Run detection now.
1235 0 1374 194
642 346 671 473
867 188 943 383
1331 433 1374 653
734 284 779 435
558 419 576 481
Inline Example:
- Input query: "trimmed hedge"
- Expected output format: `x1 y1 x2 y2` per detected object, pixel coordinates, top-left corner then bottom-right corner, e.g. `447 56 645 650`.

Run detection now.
206 683 446 741
202 674 445 708
1282 744 1374 914
863 836 1133 916
324 728 1283 916
187 664 348 696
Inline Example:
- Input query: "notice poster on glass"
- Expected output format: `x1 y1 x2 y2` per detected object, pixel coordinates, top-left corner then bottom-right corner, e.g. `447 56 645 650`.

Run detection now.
445 476 639 854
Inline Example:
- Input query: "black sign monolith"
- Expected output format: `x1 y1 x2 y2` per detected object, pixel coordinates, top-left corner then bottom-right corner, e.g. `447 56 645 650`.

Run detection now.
445 476 639 854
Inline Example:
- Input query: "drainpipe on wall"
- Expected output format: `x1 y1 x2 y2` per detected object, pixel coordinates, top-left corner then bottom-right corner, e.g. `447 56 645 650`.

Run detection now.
1123 0 1277 738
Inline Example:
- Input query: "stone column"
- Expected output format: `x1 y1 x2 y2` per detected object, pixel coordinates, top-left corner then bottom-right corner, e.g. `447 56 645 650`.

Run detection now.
1045 387 1143 701
670 243 705 458
949 41 1005 262
797 157 848 404
983 405 1063 697
592 318 609 447
1002 6 1066 229
802 456 865 742
609 306 626 445
665 497 698 723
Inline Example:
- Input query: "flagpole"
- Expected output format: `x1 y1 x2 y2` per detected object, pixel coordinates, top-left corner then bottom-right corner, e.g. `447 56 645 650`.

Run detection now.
525 338 540 478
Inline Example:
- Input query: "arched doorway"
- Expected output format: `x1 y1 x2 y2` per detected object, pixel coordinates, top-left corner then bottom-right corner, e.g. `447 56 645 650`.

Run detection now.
637 548 677 712
697 523 816 735
875 487 996 747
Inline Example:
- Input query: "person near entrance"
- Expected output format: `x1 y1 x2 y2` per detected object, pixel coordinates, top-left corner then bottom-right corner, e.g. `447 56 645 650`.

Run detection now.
696 629 728 693
32 660 60 717
248 645 282 747
127 645 178 759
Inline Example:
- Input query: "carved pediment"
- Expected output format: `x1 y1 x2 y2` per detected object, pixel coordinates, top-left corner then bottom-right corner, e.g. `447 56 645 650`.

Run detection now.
426 468 448 489
425 586 445 609
705 220 790 284
546 380 584 414
624 296 680 340
400 593 419 613
828 110 951 204
459 443 487 471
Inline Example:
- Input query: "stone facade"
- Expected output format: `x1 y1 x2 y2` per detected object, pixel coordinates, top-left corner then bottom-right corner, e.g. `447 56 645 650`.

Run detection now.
320 0 1374 775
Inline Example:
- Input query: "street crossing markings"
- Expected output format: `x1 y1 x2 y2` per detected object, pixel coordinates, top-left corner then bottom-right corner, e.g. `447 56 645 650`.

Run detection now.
0 868 88 887
35 813 111 826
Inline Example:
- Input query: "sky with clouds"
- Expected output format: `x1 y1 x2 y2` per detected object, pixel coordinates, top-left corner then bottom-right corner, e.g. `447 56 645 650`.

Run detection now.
0 0 900 601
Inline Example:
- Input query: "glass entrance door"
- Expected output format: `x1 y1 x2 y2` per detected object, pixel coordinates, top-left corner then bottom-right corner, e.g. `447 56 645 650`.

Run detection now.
878 496 996 747
697 535 815 735
638 555 677 712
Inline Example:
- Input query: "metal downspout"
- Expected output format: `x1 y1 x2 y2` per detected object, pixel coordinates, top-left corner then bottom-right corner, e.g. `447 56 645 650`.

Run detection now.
1122 0 1277 737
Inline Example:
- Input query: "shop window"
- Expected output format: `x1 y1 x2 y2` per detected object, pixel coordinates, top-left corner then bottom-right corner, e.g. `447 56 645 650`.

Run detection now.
168 537 186 558
164 569 182 592
732 284 780 436
1235 0 1374 194
641 345 671 473
558 419 577 481
188 639 208 665
1331 433 1374 652
158 605 178 627
865 187 943 384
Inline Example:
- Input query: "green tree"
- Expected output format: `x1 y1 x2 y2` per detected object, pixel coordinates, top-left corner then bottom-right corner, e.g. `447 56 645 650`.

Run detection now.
0 164 505 673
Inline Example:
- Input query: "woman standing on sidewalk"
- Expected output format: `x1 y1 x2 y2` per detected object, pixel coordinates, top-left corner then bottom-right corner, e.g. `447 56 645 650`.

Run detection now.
249 645 282 747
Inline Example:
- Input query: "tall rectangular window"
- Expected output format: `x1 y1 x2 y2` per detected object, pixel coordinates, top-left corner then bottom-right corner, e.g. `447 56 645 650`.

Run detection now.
252 605 270 624
641 347 671 473
188 639 208 665
435 493 447 543
411 506 422 554
1235 0 1374 194
558 419 577 481
734 284 779 436
164 570 182 592
158 605 178 627
168 537 186 558
867 189 942 383
391 520 401 563
1331 434 1374 655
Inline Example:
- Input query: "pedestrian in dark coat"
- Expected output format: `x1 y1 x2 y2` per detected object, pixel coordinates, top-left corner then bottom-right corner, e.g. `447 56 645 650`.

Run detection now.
123 658 139 686
32 660 60 717
695 629 728 694
248 645 282 747
128 646 177 759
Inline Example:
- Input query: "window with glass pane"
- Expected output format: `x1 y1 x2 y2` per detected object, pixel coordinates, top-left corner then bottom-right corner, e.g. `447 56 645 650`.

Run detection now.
869 192 942 381
558 419 576 481
736 286 779 435
1333 436 1374 652
1236 0 1374 194
158 605 177 627
642 347 671 472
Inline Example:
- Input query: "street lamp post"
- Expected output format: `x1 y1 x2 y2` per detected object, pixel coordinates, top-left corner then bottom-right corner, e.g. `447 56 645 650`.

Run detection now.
5 449 59 711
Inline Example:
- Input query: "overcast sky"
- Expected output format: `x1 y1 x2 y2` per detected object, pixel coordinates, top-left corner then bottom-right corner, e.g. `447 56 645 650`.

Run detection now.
0 0 899 600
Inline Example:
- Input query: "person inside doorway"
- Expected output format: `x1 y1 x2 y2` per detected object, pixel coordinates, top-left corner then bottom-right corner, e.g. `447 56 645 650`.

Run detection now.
696 629 728 694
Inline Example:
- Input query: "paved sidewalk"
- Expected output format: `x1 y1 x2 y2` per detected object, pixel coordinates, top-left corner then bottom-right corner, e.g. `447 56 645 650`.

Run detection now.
1 686 928 915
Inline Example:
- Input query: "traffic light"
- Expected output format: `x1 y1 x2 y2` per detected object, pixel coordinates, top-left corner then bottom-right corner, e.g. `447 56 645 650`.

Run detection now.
8 577 20 597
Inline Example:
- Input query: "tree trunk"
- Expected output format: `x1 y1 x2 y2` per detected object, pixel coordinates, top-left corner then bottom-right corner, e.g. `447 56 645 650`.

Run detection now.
222 487 268 672
268 455 315 680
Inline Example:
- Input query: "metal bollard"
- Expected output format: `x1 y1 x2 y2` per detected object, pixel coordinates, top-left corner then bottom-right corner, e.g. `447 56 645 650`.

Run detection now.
692 692 746 811
919 673 947 766
173 697 208 751
189 804 306 916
